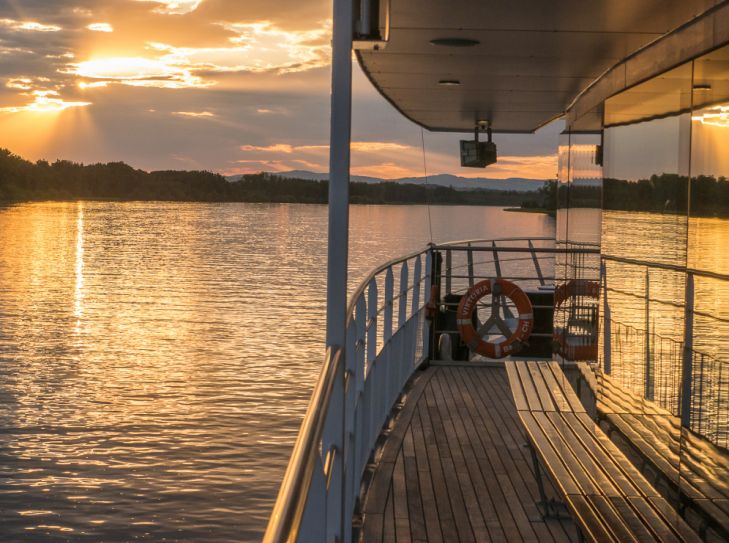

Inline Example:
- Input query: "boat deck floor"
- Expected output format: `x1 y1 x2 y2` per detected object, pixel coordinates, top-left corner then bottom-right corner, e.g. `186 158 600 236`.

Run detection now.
360 364 579 543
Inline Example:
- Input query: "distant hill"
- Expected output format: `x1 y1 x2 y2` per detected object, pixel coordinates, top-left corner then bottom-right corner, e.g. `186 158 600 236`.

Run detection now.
226 170 547 193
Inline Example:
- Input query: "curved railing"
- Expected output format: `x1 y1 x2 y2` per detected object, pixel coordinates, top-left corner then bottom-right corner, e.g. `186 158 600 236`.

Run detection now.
263 246 433 543
263 236 587 542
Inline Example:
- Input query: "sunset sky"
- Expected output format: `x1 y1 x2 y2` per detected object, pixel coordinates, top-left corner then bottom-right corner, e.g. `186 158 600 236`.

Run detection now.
0 0 561 179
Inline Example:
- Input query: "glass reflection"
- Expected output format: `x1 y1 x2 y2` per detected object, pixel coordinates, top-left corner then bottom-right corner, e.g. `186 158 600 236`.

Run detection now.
555 132 602 364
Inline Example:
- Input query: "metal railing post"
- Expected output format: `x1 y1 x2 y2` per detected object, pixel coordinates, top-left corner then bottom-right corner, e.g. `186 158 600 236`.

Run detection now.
601 260 612 375
528 239 545 286
680 272 695 430
445 249 452 295
644 269 653 401
467 243 474 288
353 295 366 497
383 268 394 415
398 262 409 392
365 279 378 455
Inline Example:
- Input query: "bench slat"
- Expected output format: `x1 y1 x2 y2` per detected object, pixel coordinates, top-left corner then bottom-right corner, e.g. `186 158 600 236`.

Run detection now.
515 362 543 412
547 362 586 413
506 361 702 543
518 411 582 496
529 412 601 496
537 363 578 413
566 494 619 543
527 362 556 411
586 495 642 543
505 362 529 412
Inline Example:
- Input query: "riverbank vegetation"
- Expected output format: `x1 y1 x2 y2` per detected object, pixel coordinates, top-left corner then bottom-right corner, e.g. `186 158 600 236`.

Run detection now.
0 149 530 206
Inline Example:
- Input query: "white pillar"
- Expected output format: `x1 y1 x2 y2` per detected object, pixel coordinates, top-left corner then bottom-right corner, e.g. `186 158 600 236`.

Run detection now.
326 0 353 351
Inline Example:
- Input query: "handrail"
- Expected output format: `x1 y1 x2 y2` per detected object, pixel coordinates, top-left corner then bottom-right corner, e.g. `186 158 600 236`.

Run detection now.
264 237 560 542
346 246 429 319
263 347 343 543
434 236 554 247
602 254 729 282
263 245 431 543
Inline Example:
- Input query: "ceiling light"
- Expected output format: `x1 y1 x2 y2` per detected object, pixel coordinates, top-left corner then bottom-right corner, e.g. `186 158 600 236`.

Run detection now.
430 38 480 47
438 79 461 86
693 84 712 92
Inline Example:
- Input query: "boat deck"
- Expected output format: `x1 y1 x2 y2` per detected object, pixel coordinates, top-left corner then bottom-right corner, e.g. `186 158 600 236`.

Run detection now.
360 364 579 542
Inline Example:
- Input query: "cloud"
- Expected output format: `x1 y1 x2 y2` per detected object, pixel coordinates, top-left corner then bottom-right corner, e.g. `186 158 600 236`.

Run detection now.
235 140 557 179
136 0 204 15
87 23 113 32
173 110 215 117
0 90 90 113
0 18 62 32
70 57 209 89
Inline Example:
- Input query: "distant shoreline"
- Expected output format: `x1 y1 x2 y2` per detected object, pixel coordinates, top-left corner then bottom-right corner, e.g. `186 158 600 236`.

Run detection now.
503 207 555 216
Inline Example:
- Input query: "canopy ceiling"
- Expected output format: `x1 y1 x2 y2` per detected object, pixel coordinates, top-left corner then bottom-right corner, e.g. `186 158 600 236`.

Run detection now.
356 0 722 133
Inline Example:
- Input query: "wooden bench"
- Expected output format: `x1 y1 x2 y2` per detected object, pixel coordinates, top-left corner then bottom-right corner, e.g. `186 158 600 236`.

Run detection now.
577 362 729 540
506 361 701 543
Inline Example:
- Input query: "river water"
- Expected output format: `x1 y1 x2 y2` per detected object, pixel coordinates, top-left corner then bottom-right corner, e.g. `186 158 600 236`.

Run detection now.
0 202 553 542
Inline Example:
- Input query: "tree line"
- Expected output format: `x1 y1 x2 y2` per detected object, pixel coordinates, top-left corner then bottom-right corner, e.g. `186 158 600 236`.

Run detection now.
551 173 728 217
0 149 534 206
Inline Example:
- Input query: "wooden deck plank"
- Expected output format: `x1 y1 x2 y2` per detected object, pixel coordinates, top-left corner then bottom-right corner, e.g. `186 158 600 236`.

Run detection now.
383 483 396 543
360 365 579 542
447 367 560 543
404 446 427 541
426 383 478 543
410 408 444 543
417 400 460 543
435 368 509 542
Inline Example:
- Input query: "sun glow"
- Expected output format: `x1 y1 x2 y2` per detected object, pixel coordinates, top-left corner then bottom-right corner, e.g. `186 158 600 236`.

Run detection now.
137 0 203 15
0 18 61 32
0 91 91 113
692 105 729 128
87 23 113 33
72 57 207 89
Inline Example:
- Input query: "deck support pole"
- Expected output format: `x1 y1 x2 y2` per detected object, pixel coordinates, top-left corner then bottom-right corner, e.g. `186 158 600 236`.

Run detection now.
680 273 695 430
325 0 353 541
644 269 653 401
601 261 612 375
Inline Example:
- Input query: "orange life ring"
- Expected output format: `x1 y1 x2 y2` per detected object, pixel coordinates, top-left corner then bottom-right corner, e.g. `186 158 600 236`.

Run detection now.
553 279 600 361
456 279 534 359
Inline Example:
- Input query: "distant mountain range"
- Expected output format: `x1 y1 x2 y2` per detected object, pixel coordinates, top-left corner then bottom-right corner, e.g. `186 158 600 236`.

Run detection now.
226 170 548 193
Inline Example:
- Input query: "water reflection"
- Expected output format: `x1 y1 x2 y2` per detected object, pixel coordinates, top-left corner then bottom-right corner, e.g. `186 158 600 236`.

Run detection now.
75 202 84 332
0 202 553 542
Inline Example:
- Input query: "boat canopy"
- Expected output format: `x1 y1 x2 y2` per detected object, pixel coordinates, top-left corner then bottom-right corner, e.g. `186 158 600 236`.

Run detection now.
356 0 723 133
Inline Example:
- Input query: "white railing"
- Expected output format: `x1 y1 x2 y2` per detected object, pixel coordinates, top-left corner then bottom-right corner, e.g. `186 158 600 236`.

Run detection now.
263 247 432 543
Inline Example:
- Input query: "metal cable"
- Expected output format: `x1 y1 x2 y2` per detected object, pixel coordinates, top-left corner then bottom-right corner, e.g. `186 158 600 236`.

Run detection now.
420 127 434 243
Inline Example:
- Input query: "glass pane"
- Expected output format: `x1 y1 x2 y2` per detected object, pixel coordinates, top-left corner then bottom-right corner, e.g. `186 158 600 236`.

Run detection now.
681 45 729 541
600 60 692 524
555 132 602 364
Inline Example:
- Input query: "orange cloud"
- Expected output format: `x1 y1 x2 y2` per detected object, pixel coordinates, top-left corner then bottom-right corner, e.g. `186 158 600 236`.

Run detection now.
235 140 555 179
137 0 203 15
0 91 91 113
0 19 62 32
87 23 113 32
173 111 215 118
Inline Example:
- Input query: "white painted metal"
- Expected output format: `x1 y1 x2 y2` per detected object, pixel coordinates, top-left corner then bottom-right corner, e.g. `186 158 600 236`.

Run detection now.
325 0 353 353
356 0 719 132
